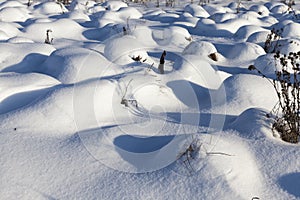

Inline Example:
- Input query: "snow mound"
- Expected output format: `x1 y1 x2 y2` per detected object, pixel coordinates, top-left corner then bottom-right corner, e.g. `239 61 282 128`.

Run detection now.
23 18 85 42
0 72 60 114
0 22 21 38
260 15 278 25
215 74 277 115
223 42 265 62
68 0 96 11
101 0 128 11
246 31 270 46
133 83 185 111
227 2 245 11
0 30 9 40
0 7 31 22
249 4 270 16
0 86 75 134
0 72 60 96
271 19 294 31
281 22 300 38
0 43 55 72
152 12 180 23
0 72 59 91
68 10 91 21
209 12 236 23
132 26 157 46
229 108 271 139
254 44 300 74
264 2 282 10
276 39 300 55
183 40 217 57
0 0 25 9
0 79 119 134
104 35 148 65
98 6 142 24
234 25 267 41
95 11 124 27
174 55 224 89
174 12 199 27
157 26 191 47
203 4 231 15
88 4 106 14
144 9 165 17
207 133 264 199
34 1 68 15
117 7 143 20
7 37 35 44
195 17 260 37
41 47 119 84
270 4 288 14
237 11 264 25
253 54 281 76
83 23 124 41
184 4 209 18
194 18 226 37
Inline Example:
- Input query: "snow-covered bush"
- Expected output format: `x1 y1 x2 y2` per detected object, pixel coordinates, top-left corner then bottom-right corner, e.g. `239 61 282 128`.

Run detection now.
249 51 300 143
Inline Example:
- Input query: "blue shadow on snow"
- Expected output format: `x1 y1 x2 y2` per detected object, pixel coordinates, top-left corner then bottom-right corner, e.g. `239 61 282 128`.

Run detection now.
114 135 174 153
278 172 300 198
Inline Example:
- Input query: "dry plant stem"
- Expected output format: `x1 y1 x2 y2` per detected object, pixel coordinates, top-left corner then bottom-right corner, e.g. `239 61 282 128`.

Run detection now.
264 28 282 53
236 0 241 13
159 50 166 74
45 29 53 44
121 79 133 106
120 79 138 108
178 138 234 174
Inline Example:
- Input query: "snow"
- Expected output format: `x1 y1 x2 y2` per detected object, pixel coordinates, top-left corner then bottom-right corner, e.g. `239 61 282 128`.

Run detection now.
1 0 300 200
41 47 120 83
68 10 91 21
158 26 191 47
33 1 68 15
253 53 281 76
234 25 268 41
249 4 270 16
215 74 278 115
246 30 270 46
0 43 55 72
104 35 149 65
0 7 31 22
0 0 25 9
184 4 210 18
183 40 217 57
23 18 86 42
270 4 289 14
218 42 265 65
101 0 128 11
0 22 22 39
281 22 300 38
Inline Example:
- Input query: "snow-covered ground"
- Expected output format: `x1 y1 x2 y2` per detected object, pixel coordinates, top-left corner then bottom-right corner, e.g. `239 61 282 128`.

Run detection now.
1 0 300 199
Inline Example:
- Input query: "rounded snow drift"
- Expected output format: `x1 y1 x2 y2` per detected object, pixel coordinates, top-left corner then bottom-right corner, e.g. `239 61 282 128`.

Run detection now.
234 25 267 40
101 1 128 11
41 47 118 84
282 22 300 38
184 4 209 18
183 40 217 57
104 35 148 65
